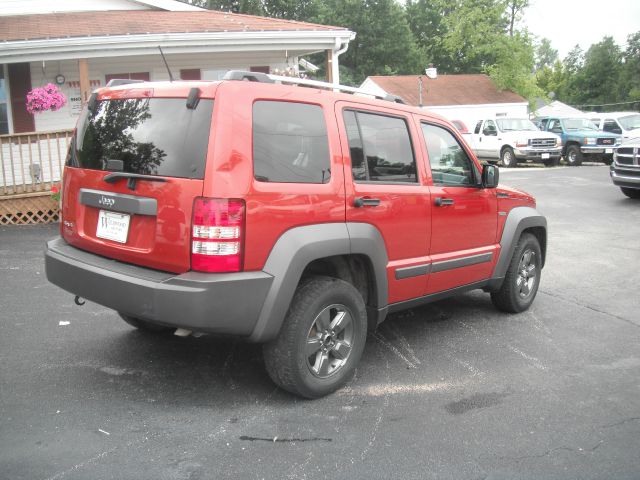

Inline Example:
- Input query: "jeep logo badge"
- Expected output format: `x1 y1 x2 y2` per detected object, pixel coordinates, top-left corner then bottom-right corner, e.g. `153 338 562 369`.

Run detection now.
99 196 116 208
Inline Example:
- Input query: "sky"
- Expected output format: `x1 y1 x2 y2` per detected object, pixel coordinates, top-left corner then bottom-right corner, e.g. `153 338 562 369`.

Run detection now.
524 0 640 59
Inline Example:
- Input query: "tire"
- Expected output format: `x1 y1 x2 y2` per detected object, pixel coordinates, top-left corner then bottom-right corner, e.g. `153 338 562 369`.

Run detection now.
565 145 583 166
118 313 173 333
621 187 640 199
263 276 368 399
491 233 542 313
500 147 517 168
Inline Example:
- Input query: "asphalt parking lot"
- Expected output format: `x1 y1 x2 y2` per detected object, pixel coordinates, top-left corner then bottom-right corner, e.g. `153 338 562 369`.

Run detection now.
1 164 639 480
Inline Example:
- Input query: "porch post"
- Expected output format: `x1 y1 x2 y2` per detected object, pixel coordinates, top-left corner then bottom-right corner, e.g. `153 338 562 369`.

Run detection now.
325 49 334 84
78 59 90 104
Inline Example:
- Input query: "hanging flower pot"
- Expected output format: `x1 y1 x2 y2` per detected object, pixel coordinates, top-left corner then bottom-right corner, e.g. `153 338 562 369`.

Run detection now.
26 83 67 115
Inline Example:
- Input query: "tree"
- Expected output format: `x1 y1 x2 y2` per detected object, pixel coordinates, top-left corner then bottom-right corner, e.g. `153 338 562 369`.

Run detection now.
563 45 584 75
262 0 321 20
438 0 507 73
405 0 453 72
621 31 640 101
536 60 568 100
535 37 558 70
505 0 529 38
487 32 543 105
569 37 624 109
314 0 423 85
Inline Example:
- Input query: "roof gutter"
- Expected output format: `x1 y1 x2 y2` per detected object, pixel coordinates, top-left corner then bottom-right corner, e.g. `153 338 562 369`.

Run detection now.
0 30 355 63
330 32 355 85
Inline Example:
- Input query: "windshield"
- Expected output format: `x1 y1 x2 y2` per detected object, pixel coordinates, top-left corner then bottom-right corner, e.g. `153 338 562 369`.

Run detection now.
563 118 598 131
71 97 214 179
618 114 640 131
496 118 538 131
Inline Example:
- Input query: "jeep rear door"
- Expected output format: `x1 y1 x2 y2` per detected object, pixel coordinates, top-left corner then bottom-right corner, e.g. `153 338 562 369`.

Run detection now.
61 87 215 273
418 120 498 294
337 102 432 304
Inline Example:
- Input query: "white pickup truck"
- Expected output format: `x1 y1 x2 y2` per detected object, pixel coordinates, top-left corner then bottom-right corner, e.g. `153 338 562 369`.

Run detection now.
466 118 562 167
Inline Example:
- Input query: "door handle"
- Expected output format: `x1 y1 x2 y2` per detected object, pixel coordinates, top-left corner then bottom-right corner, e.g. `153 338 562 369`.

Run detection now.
354 197 381 208
434 197 454 207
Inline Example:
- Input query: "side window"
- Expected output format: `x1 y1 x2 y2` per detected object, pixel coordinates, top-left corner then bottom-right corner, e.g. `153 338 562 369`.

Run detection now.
549 119 562 133
253 101 330 184
603 119 622 134
474 120 483 134
343 110 417 183
421 123 476 187
483 120 497 136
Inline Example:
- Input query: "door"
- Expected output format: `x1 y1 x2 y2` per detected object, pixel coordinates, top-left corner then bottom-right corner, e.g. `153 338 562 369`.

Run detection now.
337 103 432 304
546 118 565 143
478 119 500 159
419 122 498 294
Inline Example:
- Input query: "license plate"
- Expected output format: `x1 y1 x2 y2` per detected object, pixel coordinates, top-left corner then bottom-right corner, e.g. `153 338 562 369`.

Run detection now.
605 148 613 154
541 153 550 159
96 210 130 243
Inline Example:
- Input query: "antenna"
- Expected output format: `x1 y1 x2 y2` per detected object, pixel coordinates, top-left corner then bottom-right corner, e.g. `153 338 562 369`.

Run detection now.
158 46 175 82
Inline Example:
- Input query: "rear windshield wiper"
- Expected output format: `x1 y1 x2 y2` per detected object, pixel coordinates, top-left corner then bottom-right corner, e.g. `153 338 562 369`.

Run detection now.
103 172 167 191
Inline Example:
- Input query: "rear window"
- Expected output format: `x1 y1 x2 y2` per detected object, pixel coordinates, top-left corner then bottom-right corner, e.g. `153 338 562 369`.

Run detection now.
70 98 214 179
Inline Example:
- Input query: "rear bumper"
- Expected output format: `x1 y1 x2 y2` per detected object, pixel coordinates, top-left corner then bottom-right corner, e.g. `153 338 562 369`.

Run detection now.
45 237 273 336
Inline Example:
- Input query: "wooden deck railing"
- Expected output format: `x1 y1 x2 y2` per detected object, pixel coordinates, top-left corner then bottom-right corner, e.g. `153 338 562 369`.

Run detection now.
0 130 73 196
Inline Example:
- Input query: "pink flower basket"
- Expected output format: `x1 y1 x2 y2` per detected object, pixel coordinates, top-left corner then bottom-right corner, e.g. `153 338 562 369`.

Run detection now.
26 83 67 115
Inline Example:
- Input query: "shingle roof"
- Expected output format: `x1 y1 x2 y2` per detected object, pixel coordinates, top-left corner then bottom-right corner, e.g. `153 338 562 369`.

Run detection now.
366 74 526 107
0 11 347 42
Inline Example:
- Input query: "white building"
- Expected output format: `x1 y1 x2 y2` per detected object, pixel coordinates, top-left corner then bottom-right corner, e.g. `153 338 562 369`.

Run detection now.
360 74 528 131
0 0 355 211
0 0 355 135
533 100 584 118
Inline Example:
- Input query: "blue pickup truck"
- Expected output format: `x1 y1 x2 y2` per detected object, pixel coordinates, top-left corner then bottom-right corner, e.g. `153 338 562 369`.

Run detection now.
536 117 621 166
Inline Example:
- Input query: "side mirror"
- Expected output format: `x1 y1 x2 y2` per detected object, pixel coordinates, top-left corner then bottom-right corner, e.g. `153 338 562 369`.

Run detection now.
482 164 499 189
483 128 497 136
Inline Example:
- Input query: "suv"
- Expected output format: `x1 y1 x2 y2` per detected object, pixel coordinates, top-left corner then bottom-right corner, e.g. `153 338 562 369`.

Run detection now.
45 72 547 398
589 112 640 142
610 139 640 199
537 116 621 166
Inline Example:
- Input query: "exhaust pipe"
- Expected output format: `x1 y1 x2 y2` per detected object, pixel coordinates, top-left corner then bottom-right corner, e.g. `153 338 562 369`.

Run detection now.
174 328 204 338
74 296 85 306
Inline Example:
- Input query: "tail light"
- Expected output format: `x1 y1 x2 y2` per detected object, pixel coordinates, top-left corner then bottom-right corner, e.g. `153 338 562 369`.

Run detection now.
191 197 245 272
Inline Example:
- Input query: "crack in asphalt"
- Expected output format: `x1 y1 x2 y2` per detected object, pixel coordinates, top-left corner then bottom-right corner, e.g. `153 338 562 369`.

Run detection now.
485 440 604 463
239 435 332 443
539 290 639 328
601 417 640 428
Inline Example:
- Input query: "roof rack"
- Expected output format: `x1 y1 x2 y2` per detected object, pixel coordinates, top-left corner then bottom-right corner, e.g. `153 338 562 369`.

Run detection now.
222 70 405 104
106 79 146 87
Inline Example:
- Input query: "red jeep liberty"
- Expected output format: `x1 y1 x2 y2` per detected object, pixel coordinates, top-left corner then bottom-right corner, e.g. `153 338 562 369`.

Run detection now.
45 72 547 398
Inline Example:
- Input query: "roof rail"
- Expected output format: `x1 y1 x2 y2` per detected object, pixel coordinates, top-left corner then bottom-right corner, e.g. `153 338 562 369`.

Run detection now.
106 79 146 87
222 70 405 104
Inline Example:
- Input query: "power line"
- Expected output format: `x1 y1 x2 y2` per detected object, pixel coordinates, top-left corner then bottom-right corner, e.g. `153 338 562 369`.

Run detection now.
573 100 640 108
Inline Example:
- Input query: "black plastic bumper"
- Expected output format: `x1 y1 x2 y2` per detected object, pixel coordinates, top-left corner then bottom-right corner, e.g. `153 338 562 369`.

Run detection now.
45 237 273 335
